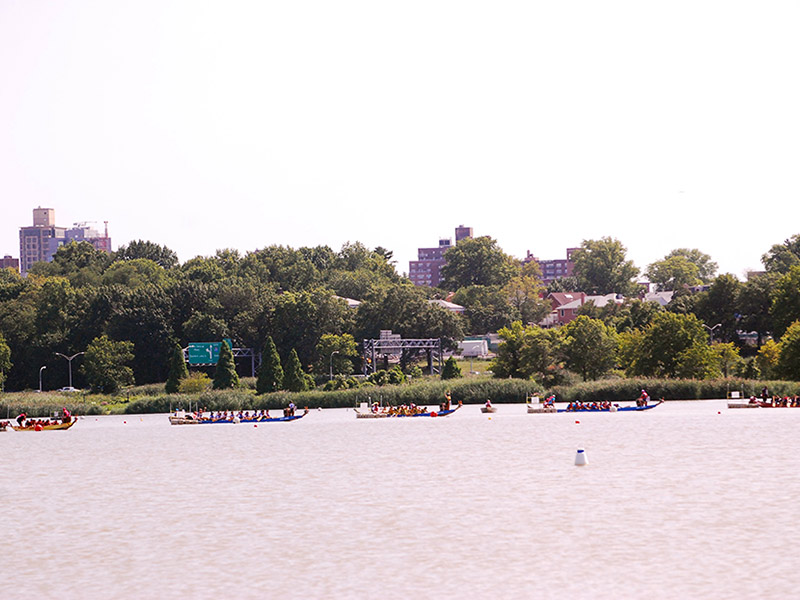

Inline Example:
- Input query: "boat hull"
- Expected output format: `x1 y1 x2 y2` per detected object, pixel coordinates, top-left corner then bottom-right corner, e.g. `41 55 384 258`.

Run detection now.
169 413 307 425
11 419 76 431
527 406 557 413
355 405 461 419
556 402 663 413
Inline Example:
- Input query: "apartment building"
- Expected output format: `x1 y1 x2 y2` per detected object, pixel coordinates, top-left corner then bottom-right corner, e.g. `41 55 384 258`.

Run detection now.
524 247 579 284
19 207 111 275
409 225 473 287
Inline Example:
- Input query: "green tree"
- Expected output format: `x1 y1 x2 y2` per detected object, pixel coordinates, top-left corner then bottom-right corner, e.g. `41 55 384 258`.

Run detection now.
770 265 800 338
711 342 742 378
165 343 189 393
178 256 227 284
762 234 800 274
179 371 211 393
0 333 11 391
571 237 639 296
694 274 742 343
756 339 780 379
777 321 800 380
520 327 564 386
182 312 229 342
503 274 551 325
491 321 531 379
81 335 135 393
439 236 520 290
452 285 514 335
664 248 718 281
315 333 358 378
738 272 779 347
356 284 463 349
212 339 239 389
113 240 179 269
282 348 309 392
561 315 618 381
674 343 720 379
101 258 167 288
106 285 174 384
627 312 708 378
645 255 701 291
28 241 109 286
256 336 284 394
238 245 320 291
441 356 462 380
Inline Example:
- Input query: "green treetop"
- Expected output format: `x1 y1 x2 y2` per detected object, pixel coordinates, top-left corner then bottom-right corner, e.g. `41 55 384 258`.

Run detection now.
165 342 189 393
571 237 639 296
212 339 239 389
256 336 284 394
282 348 309 392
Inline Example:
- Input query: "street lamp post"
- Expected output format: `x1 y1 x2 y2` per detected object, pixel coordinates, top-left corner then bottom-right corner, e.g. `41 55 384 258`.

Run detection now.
703 323 721 344
54 351 85 389
329 350 340 380
39 365 46 392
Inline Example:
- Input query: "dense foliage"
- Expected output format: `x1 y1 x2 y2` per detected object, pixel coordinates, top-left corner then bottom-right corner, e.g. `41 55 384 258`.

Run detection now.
3 230 800 397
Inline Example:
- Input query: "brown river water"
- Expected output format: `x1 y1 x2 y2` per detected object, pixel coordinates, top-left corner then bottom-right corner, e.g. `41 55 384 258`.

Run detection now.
2 400 798 599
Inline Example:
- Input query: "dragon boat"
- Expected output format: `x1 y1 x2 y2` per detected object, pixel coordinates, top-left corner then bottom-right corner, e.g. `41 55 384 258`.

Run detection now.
10 419 77 431
354 403 462 419
169 409 308 425
556 401 663 413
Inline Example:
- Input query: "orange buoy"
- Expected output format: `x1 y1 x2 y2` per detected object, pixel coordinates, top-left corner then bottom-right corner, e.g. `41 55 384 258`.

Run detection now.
431 412 438 418
575 420 580 424
34 424 43 431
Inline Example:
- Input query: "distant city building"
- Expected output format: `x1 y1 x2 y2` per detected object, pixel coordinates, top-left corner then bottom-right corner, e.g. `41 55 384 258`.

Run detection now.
524 247 579 284
19 207 111 275
409 225 473 287
0 255 19 272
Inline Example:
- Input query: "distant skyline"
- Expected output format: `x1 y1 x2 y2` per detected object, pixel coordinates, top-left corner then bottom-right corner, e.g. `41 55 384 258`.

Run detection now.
3 1 799 280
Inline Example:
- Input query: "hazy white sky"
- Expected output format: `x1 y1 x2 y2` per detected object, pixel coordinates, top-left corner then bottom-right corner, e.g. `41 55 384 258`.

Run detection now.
2 1 799 279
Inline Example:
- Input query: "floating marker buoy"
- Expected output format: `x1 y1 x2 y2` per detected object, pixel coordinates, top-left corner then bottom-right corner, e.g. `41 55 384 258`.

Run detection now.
575 448 587 466
34 424 43 431
431 412 438 418
254 424 258 428
575 420 580 424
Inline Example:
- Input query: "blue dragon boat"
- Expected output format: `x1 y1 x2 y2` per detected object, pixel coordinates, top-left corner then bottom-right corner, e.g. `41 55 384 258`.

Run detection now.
556 401 663 413
354 403 462 419
169 409 308 425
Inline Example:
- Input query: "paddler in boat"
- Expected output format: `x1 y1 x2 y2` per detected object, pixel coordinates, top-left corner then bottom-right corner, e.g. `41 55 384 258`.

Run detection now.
441 391 452 412
636 389 650 406
16 412 27 427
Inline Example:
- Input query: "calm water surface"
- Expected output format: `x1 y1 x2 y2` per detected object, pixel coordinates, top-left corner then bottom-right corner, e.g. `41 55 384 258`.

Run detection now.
3 401 799 599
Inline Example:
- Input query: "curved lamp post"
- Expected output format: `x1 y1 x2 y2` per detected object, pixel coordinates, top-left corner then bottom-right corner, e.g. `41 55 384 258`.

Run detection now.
54 351 85 389
702 323 721 344
39 365 46 392
329 350 340 380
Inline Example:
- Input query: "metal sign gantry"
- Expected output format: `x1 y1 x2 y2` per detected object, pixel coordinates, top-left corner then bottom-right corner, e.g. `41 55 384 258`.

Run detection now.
362 337 442 376
183 345 261 377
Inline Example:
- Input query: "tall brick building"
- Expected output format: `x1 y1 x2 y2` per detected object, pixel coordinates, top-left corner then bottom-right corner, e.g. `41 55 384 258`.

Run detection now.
19 207 111 275
409 225 473 287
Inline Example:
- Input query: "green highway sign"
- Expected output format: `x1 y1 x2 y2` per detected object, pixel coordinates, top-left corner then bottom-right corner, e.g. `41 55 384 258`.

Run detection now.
187 339 233 365
188 342 220 365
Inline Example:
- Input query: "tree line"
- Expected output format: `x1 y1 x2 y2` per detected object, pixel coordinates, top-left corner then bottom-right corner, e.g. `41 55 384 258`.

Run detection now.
1 233 800 392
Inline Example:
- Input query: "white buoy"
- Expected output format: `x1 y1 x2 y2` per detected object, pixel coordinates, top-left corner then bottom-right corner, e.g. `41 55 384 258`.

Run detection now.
574 448 588 466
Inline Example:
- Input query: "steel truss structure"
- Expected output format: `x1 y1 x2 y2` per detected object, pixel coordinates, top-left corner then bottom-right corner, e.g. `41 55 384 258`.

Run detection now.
362 338 442 376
